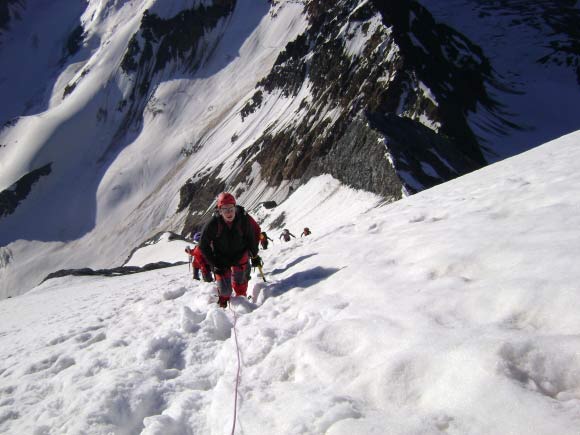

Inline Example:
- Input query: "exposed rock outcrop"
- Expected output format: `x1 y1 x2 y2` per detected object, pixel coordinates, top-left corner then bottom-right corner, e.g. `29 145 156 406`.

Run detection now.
0 163 52 219
191 0 498 215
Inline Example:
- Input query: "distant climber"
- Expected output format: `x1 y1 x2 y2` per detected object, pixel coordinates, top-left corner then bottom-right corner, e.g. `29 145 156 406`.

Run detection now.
185 233 213 282
199 192 262 308
259 231 273 250
279 228 296 242
301 227 311 237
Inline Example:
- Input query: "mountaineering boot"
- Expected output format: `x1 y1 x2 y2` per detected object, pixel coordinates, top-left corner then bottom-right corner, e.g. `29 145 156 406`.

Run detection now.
217 295 229 308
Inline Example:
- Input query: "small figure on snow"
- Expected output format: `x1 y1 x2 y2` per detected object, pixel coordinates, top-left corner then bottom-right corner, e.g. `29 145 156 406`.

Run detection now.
279 228 296 242
185 233 213 282
301 227 311 237
259 231 273 250
199 192 262 308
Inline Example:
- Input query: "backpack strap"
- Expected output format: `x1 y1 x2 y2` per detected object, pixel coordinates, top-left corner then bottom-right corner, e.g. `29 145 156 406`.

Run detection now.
237 207 248 237
215 215 223 239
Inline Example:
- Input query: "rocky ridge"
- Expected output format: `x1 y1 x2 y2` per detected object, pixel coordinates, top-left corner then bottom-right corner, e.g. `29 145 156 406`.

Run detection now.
180 0 499 235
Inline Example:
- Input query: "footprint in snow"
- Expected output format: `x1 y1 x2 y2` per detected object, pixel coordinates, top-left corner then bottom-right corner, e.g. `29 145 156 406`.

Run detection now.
409 213 426 223
143 332 186 370
181 306 206 333
229 296 257 314
205 309 232 341
48 324 104 346
163 286 187 300
251 282 268 303
0 409 19 425
24 355 58 374
24 354 75 375
78 332 107 349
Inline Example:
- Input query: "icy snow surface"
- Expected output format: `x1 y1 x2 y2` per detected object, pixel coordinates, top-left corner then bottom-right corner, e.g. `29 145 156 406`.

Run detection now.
1 131 580 434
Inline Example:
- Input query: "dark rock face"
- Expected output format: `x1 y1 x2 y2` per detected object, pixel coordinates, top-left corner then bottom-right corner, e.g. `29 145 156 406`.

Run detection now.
179 166 226 237
260 201 277 209
367 112 482 192
120 1 236 97
65 24 84 58
0 0 23 33
42 261 186 283
246 114 404 200
240 91 264 120
371 0 491 165
0 163 52 218
257 33 309 97
309 116 403 198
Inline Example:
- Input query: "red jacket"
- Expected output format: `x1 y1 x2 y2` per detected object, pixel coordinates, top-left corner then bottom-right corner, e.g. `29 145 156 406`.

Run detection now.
186 246 210 272
193 246 209 271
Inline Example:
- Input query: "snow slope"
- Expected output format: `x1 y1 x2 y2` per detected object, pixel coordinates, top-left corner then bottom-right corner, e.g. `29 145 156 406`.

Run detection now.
1 130 579 434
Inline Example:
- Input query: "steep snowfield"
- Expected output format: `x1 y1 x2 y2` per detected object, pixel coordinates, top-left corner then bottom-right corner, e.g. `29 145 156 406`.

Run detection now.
1 131 579 434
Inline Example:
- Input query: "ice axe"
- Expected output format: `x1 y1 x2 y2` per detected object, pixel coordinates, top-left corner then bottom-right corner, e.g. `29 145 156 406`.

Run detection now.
257 264 267 282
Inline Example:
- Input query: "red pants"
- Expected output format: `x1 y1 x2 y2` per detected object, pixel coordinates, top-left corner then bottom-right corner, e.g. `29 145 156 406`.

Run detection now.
215 252 250 299
192 259 212 282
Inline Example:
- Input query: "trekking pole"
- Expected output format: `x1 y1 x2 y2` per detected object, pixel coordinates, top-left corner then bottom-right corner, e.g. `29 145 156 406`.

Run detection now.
257 264 267 282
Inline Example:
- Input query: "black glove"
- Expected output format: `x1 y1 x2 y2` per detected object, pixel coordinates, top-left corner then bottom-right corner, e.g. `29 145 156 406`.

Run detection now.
251 255 263 268
213 262 226 275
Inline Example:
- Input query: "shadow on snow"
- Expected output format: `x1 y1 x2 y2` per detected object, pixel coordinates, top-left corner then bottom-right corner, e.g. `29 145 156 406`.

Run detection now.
269 254 318 276
262 266 342 300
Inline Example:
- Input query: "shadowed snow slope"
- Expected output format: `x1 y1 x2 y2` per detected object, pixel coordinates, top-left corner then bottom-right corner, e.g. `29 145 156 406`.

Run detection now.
0 0 307 298
1 130 579 434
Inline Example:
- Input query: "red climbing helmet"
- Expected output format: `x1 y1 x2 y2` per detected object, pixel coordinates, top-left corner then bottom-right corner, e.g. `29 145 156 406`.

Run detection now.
217 192 236 208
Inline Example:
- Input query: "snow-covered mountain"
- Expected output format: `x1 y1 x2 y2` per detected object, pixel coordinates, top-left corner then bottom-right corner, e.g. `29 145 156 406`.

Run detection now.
1 0 579 298
1 130 579 435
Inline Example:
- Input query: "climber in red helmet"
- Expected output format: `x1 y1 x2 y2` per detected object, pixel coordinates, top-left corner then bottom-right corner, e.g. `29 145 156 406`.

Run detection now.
199 192 262 308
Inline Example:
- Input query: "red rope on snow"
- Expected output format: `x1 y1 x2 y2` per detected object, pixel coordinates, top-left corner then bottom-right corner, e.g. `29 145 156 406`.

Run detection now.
229 304 242 435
